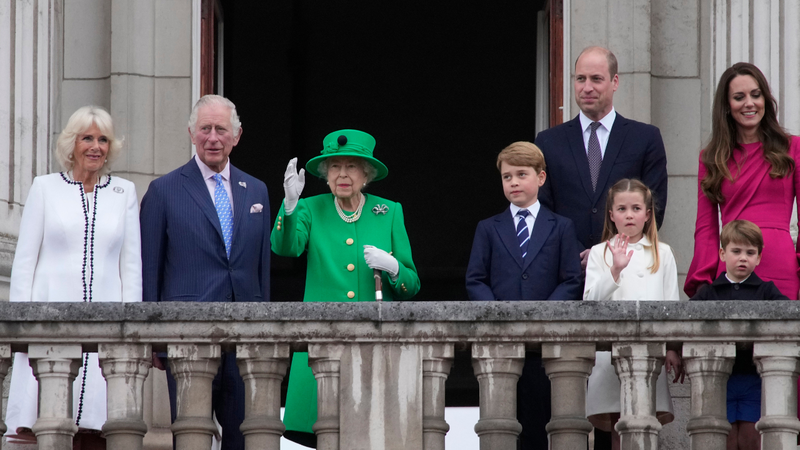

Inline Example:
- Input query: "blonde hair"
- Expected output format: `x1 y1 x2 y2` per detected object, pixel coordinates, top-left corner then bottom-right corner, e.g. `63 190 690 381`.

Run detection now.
55 106 122 175
496 141 546 173
602 179 661 273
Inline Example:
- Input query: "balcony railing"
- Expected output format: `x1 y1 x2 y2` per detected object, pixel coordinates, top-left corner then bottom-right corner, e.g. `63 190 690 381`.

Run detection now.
1 301 799 450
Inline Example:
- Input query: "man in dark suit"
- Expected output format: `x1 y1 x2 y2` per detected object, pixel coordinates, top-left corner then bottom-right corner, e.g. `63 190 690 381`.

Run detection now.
140 94 271 450
536 46 667 266
534 46 668 450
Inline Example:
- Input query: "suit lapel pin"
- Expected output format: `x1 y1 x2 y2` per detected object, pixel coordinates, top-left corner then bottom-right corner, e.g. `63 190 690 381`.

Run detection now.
239 181 247 188
372 204 388 215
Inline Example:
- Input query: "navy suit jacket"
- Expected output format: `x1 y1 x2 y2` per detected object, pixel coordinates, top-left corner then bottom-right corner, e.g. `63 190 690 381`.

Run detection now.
140 158 271 303
535 114 667 250
466 204 582 300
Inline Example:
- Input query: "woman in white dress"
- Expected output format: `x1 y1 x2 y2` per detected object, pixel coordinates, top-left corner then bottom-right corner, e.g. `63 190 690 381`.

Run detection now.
5 106 142 449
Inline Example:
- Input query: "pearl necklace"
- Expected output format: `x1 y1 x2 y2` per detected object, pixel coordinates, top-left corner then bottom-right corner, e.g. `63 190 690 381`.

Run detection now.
334 194 365 223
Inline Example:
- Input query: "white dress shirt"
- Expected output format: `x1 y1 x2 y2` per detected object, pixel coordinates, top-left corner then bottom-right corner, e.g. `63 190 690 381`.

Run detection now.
579 108 617 158
195 154 234 218
509 201 541 236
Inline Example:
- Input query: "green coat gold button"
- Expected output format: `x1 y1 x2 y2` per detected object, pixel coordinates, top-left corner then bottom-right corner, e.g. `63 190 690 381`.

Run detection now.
347 264 355 271
346 238 354 245
347 291 355 299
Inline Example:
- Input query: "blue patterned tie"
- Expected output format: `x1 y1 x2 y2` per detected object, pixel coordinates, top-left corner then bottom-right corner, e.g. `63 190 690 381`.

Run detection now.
213 174 233 258
516 209 530 259
588 121 602 191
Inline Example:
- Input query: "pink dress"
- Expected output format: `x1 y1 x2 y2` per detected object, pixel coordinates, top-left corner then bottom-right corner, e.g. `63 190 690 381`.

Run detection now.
686 136 800 299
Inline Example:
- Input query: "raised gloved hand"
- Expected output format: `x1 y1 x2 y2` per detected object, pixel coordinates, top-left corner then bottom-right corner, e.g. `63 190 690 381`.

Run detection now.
363 245 399 281
283 157 305 214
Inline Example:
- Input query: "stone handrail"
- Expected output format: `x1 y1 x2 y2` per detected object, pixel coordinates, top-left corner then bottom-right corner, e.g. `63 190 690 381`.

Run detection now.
0 301 799 450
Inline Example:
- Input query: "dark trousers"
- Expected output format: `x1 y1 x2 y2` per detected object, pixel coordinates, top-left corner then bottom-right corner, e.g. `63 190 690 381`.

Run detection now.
517 352 551 450
165 352 246 450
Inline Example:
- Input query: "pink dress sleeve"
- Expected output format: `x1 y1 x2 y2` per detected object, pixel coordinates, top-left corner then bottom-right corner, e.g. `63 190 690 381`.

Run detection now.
792 137 800 286
685 152 720 297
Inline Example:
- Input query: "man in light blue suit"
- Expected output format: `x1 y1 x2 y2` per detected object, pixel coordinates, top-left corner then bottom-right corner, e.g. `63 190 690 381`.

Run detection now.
140 94 271 450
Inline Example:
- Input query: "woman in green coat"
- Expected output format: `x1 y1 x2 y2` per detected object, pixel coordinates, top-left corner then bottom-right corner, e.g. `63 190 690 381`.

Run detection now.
272 129 420 447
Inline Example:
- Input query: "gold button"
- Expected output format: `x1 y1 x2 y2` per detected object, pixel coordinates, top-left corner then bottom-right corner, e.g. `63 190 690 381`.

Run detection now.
347 264 355 271
347 291 355 299
279 216 282 220
346 238 354 245
277 226 281 230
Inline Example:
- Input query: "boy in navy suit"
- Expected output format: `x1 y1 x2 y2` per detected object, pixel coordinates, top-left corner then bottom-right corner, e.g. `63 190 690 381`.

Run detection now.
466 141 582 449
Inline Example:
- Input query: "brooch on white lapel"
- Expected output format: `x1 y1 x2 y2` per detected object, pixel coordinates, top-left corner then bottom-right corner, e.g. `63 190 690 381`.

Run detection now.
239 181 247 188
372 204 389 215
113 186 124 193
250 203 263 213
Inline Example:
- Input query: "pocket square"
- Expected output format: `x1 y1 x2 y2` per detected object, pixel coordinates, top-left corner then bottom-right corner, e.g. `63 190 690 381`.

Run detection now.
250 203 263 213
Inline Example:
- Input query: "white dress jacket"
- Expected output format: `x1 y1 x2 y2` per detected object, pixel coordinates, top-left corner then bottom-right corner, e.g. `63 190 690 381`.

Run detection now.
582 237 679 431
6 172 142 435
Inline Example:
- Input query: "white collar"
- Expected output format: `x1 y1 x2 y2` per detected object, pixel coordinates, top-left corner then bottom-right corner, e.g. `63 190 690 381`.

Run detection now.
510 201 541 220
725 273 752 284
195 154 231 181
579 107 617 133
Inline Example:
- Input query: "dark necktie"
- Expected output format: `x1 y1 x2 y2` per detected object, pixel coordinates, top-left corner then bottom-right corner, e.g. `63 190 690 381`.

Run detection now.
588 121 602 191
516 209 530 259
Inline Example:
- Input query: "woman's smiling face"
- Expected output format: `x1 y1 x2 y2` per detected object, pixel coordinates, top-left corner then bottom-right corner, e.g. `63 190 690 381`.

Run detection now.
728 74 765 139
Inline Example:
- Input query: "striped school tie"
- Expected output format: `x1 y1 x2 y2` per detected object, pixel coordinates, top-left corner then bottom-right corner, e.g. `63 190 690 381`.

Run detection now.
516 209 530 259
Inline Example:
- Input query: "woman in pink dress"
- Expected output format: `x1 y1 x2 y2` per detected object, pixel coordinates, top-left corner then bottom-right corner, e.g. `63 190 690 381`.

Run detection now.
686 62 800 300
686 62 800 449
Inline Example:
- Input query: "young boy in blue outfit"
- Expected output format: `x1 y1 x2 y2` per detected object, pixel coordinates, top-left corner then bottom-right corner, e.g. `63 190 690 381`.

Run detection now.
691 220 787 450
466 141 582 449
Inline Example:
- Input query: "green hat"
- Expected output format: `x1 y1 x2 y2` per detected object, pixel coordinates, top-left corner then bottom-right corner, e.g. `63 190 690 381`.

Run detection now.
306 129 389 181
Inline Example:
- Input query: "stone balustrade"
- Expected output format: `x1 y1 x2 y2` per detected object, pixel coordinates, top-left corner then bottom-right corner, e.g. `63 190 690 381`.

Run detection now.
1 300 800 450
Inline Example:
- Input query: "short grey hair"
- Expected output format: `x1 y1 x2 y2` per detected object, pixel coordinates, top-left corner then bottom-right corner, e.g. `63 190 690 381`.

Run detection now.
317 158 378 186
188 95 242 137
55 106 123 175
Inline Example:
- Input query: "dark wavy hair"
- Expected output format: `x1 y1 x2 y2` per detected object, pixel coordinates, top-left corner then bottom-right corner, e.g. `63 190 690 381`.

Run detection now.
701 62 792 204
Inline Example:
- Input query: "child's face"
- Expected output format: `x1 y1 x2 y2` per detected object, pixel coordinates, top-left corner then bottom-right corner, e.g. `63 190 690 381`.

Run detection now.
609 191 651 242
500 162 546 209
719 241 761 283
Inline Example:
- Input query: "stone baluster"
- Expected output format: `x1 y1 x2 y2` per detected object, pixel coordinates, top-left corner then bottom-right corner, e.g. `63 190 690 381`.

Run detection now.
168 344 221 450
0 344 12 435
97 343 152 450
683 342 735 450
542 343 596 450
612 342 664 450
236 343 290 450
471 343 525 450
422 343 454 450
754 342 800 449
309 343 345 450
28 344 83 450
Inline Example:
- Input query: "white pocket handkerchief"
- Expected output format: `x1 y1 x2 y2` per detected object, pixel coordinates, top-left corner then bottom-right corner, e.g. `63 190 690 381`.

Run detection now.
250 203 263 213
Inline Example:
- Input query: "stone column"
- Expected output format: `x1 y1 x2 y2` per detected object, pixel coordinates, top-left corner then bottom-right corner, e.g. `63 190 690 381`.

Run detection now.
612 343 664 450
0 344 11 436
309 343 345 450
421 344 454 450
542 343 595 450
235 343 290 450
683 343 735 450
471 343 525 450
28 344 83 450
98 343 152 450
754 342 800 450
168 344 221 450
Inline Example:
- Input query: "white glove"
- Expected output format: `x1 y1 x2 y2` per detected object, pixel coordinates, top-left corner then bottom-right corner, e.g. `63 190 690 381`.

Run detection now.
283 157 305 214
363 245 399 281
